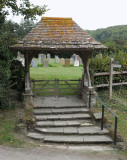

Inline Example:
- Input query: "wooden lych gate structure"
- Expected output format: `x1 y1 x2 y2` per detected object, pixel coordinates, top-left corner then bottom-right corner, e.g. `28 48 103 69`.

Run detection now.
11 17 106 102
32 79 81 97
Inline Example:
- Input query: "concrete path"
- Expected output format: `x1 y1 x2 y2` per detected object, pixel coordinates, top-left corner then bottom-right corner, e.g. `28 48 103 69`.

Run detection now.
0 145 118 160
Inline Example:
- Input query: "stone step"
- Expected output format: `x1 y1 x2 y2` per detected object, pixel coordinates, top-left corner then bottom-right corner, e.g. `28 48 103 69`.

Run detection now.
35 126 109 135
34 105 87 109
44 135 113 144
36 120 93 127
33 108 89 115
27 132 44 140
35 113 91 121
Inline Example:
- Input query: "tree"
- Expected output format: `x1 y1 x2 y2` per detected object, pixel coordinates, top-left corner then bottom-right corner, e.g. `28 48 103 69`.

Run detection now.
0 0 47 109
0 0 47 23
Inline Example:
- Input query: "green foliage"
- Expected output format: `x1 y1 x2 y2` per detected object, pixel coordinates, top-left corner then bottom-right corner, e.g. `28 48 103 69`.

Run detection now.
0 0 47 21
87 25 127 52
38 63 43 67
10 60 25 93
89 52 127 85
0 0 47 109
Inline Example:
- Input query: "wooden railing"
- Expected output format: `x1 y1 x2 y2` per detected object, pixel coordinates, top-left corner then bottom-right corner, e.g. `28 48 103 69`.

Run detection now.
32 79 81 97
94 71 127 88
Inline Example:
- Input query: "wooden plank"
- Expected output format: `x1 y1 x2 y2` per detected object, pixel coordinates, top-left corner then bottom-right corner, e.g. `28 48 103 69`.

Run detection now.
35 88 54 90
59 83 78 85
35 84 54 86
59 87 78 89
95 82 127 88
94 71 127 76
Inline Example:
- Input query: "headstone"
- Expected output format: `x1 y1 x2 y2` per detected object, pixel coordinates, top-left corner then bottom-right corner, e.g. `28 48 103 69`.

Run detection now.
60 58 65 66
65 59 70 67
96 54 103 59
74 60 79 67
55 55 60 63
47 54 51 63
41 54 46 63
77 55 82 64
38 54 42 63
17 51 25 66
70 58 74 64
71 54 76 61
32 59 38 67
43 60 48 67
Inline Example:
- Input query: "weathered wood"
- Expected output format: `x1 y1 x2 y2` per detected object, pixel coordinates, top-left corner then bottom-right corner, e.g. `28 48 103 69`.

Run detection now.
32 79 81 96
95 82 127 88
109 58 114 99
94 71 127 76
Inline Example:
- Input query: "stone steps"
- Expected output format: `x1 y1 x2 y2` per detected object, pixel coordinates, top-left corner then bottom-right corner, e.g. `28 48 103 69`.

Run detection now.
27 132 113 144
34 105 87 109
44 135 113 144
36 120 93 127
33 107 89 115
35 126 109 135
27 96 113 145
35 113 91 121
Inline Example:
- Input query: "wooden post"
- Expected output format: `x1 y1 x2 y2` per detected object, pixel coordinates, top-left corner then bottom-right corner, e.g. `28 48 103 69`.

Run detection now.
109 58 114 99
25 52 31 94
54 79 59 97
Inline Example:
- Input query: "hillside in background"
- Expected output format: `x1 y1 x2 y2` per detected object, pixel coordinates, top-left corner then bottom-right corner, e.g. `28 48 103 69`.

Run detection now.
86 25 127 52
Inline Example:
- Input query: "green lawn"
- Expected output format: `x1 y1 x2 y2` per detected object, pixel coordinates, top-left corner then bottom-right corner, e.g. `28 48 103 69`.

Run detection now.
30 66 83 80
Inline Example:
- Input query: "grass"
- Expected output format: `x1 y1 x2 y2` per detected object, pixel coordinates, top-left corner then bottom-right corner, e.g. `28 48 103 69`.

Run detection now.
30 66 83 80
0 108 25 147
0 108 37 148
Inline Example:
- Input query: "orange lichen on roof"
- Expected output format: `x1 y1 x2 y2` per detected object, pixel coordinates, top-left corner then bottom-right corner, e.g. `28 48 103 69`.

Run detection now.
42 17 74 37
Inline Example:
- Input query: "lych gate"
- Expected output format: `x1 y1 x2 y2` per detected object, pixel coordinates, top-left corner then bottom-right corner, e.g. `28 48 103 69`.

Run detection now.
11 17 106 104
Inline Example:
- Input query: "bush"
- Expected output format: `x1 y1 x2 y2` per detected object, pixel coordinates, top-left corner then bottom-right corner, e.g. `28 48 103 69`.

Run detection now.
89 52 127 85
10 60 25 93
38 63 43 67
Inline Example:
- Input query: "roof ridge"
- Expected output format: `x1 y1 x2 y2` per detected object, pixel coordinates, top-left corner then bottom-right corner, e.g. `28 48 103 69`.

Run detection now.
42 17 73 21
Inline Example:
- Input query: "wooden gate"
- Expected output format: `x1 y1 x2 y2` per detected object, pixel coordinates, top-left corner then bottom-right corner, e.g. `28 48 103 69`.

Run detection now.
32 79 81 97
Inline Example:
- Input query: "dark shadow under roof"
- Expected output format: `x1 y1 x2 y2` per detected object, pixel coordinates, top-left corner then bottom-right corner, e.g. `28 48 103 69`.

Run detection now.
11 17 107 52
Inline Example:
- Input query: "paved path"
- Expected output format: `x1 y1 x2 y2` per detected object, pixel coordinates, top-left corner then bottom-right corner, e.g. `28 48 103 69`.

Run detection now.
0 145 118 160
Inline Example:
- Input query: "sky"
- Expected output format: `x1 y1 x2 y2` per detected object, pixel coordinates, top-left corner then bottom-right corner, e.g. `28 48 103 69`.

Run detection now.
8 0 127 30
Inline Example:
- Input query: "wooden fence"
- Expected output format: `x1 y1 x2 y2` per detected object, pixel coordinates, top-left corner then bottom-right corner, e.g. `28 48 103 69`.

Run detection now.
94 71 127 88
32 79 81 97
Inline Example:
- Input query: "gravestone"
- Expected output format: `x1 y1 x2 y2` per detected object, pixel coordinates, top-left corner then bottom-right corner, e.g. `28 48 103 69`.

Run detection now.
55 55 60 63
17 51 25 66
43 60 48 67
77 55 82 64
65 59 70 67
47 54 51 63
71 54 76 61
60 58 65 66
38 54 42 63
70 58 74 64
41 54 46 63
32 59 38 67
74 60 79 67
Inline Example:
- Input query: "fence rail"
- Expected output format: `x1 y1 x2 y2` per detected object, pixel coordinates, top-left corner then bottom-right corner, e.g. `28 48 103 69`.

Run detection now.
94 70 127 88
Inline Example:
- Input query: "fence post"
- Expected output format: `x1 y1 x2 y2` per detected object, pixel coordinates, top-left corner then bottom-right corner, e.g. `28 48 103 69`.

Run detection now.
89 90 91 108
55 79 59 97
101 105 104 130
109 58 114 99
114 116 118 145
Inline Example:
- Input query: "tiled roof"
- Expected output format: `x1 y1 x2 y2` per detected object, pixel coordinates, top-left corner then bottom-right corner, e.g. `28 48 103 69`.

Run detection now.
11 17 107 51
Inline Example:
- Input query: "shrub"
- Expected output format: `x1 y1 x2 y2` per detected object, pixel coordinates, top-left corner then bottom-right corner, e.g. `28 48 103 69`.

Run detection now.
38 63 43 67
89 52 127 86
